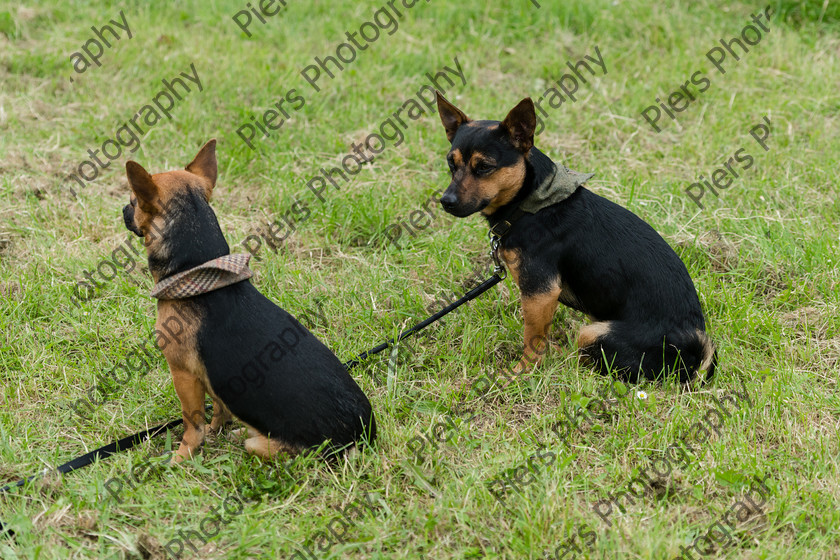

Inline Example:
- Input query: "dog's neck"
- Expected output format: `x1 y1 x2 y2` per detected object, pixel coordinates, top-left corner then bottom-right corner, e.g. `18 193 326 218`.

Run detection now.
148 190 231 283
486 147 555 229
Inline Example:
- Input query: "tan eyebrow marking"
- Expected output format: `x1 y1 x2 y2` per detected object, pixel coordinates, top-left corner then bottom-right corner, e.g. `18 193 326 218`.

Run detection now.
470 152 497 167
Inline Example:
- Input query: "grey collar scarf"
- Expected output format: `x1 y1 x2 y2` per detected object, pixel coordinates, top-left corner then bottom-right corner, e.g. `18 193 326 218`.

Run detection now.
517 163 594 214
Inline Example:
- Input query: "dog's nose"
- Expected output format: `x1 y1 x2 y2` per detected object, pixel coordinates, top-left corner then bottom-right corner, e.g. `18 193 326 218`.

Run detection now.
123 204 144 237
440 192 457 210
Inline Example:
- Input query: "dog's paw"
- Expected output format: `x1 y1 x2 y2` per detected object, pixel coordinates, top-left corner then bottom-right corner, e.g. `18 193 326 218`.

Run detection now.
173 445 192 463
205 421 233 437
512 358 533 377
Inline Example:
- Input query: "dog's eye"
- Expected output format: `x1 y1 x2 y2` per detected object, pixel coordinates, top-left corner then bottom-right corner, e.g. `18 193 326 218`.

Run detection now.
447 160 456 175
474 161 496 175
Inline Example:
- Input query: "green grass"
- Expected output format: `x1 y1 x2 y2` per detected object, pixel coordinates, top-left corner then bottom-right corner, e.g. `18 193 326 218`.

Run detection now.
1 0 839 558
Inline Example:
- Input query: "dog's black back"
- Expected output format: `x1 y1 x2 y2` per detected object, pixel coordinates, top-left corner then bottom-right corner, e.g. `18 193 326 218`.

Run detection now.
196 283 376 453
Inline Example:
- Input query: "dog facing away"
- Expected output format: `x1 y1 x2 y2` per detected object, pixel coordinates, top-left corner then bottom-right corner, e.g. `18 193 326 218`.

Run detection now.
122 139 375 462
435 93 716 383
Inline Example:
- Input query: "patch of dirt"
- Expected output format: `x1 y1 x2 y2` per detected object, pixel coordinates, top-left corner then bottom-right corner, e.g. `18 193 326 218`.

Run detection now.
756 266 788 300
0 281 23 298
0 231 11 255
137 533 168 559
781 305 840 371
0 150 88 202
781 306 830 338
106 177 131 199
16 7 37 21
676 229 740 273
0 152 33 173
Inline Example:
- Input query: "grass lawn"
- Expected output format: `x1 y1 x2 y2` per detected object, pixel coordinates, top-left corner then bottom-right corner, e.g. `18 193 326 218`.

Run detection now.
1 0 839 558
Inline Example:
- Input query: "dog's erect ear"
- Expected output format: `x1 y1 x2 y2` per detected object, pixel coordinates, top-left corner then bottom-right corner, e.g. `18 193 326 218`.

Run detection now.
501 98 537 153
126 161 159 211
436 91 470 143
186 138 217 190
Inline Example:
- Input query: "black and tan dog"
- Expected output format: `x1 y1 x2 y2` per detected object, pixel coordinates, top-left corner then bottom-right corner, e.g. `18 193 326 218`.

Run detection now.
122 139 375 462
435 93 716 383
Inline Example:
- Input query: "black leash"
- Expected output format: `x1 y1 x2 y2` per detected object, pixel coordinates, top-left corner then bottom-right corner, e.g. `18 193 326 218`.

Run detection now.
0 251 507 537
342 270 504 369
0 409 207 537
344 234 507 369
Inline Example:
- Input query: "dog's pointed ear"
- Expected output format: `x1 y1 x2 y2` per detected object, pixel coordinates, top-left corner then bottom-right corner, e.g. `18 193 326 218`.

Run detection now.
186 138 217 190
501 98 537 153
126 161 159 211
436 91 470 143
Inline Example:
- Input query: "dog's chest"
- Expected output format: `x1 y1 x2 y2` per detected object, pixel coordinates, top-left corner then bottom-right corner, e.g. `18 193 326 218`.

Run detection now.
155 301 213 388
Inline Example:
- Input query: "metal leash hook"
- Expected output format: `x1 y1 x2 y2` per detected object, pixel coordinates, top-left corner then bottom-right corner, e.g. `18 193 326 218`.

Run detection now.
488 230 507 280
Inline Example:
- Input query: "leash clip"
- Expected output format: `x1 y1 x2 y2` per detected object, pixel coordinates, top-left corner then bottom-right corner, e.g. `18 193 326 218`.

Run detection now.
488 230 507 280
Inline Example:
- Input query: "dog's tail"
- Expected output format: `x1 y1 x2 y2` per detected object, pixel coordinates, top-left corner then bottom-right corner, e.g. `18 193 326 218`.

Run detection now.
646 328 716 383
586 324 716 383
324 410 377 462
697 332 717 383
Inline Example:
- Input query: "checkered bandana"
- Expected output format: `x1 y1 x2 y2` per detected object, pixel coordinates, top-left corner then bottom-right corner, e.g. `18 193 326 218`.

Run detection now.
150 254 253 300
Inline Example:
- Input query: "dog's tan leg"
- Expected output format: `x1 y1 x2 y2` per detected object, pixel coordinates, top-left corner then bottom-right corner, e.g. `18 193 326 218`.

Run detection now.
577 322 612 349
207 396 232 434
231 423 258 439
577 321 613 367
171 367 207 462
499 248 523 287
515 286 562 373
244 433 299 460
